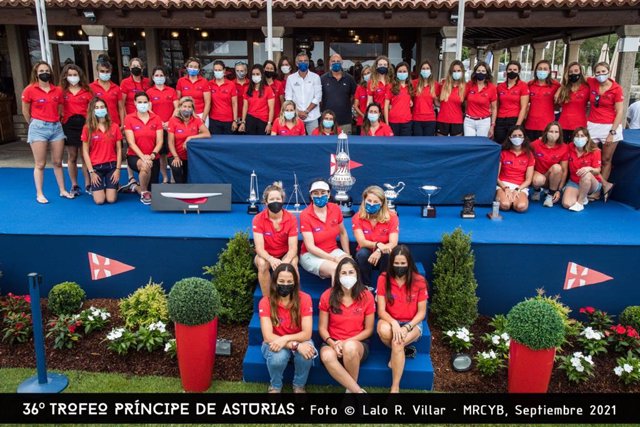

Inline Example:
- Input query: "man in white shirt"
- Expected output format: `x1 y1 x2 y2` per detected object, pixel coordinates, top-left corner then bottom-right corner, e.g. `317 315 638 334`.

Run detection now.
285 52 322 135
627 98 640 129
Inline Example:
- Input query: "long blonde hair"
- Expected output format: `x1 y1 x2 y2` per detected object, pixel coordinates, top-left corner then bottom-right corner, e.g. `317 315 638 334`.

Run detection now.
278 100 299 126
416 60 437 98
556 62 586 105
369 55 395 91
358 185 391 223
440 60 466 102
84 97 113 148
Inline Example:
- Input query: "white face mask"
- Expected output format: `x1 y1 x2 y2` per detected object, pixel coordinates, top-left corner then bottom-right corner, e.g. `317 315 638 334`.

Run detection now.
153 76 166 86
214 70 224 80
251 75 262 84
66 76 80 85
510 137 524 146
284 111 295 121
280 65 291 74
574 137 588 148
98 73 111 82
340 275 357 290
595 74 609 83
136 102 149 113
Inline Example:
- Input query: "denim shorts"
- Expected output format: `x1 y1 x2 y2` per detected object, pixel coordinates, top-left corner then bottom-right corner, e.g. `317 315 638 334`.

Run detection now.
564 180 602 195
91 162 119 191
27 119 66 144
400 321 424 337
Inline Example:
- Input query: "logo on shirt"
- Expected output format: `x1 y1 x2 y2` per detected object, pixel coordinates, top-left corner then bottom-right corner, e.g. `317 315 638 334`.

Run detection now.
177 129 184 133
313 226 323 232
504 161 513 165
535 152 544 157
37 99 46 103
264 232 273 236
133 126 141 130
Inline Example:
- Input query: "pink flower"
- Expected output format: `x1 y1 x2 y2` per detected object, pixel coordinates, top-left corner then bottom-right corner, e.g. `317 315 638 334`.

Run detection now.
24 296 31 303
68 324 76 334
15 322 24 330
585 307 595 314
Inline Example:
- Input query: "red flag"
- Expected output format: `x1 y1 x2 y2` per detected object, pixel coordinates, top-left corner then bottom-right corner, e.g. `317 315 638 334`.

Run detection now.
563 262 613 290
88 252 135 281
330 154 363 175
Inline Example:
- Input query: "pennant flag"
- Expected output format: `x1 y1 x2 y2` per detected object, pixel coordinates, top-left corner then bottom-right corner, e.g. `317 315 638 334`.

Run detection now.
330 154 363 175
88 252 135 281
563 262 613 290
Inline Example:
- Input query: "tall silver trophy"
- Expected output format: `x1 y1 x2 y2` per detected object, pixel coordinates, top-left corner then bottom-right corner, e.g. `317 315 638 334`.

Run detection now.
420 185 441 218
329 132 356 218
247 170 259 215
384 181 405 213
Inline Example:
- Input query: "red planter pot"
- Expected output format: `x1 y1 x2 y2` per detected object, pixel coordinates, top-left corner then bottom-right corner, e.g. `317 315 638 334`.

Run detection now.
175 317 218 392
508 340 556 393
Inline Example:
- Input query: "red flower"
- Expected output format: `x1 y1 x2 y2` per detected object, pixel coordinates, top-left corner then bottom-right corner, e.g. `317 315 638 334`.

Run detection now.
614 325 626 334
626 327 639 338
15 322 24 330
24 296 31 303
585 307 595 314
7 293 13 297
68 324 76 334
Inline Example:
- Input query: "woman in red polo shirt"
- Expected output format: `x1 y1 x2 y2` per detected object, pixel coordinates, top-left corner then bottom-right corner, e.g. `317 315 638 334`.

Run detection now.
124 92 163 205
167 96 210 184
311 110 342 136
525 60 561 141
239 64 275 135
264 60 285 124
437 60 466 136
319 257 375 393
353 65 371 136
353 185 399 288
176 57 211 126
81 98 122 205
377 245 428 393
556 62 589 143
209 60 238 135
495 60 529 144
530 122 568 207
259 263 315 393
299 179 350 280
361 103 394 137
367 56 393 121
277 56 294 81
253 182 299 296
496 125 535 212
385 61 413 136
587 62 624 196
148 66 178 184
463 61 497 138
412 60 439 137
120 58 151 116
60 63 92 197
271 101 306 136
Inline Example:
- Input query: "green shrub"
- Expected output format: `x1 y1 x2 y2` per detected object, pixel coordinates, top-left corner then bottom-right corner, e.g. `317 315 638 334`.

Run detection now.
506 299 565 350
119 281 169 329
168 277 220 326
48 282 86 316
529 290 579 349
620 306 640 332
203 232 257 324
430 227 479 330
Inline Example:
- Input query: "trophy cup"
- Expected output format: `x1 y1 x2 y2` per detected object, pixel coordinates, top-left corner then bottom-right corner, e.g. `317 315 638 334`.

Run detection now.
285 172 307 215
487 200 503 220
247 170 259 215
420 185 441 218
461 193 476 219
329 132 356 218
384 181 405 213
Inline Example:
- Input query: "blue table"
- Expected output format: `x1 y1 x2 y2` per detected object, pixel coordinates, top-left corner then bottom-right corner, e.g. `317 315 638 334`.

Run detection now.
611 129 640 209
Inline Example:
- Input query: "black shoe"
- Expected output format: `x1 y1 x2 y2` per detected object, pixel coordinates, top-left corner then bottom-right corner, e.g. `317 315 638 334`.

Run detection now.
119 177 138 193
85 185 92 195
404 345 417 359
70 185 82 197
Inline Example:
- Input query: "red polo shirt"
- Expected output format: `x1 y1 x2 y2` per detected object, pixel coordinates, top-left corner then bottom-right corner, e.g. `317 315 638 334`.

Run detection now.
319 288 375 341
259 292 313 337
530 139 569 174
368 80 391 108
235 79 250 119
499 149 535 185
437 83 464 124
268 79 285 120
496 80 529 118
568 145 602 184
412 80 439 122
90 81 122 125
176 76 209 114
386 84 412 124
376 273 428 322
299 202 343 255
252 209 298 258
525 80 560 131
558 84 589 131
587 77 624 124
124 112 163 156
361 122 394 136
147 85 178 123
351 212 399 251
120 76 151 114
244 85 275 122
354 85 368 126
62 87 92 123
167 116 203 160
271 119 306 136
311 127 342 136
22 83 63 122
209 79 237 122
81 123 122 165
465 82 497 118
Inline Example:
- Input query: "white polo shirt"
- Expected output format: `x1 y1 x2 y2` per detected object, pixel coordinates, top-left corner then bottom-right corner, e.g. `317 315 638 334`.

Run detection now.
284 71 322 123
627 100 640 129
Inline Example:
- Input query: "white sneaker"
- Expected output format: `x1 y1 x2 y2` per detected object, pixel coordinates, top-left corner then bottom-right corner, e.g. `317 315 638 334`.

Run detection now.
531 189 541 201
581 197 589 206
569 202 584 212
543 194 554 207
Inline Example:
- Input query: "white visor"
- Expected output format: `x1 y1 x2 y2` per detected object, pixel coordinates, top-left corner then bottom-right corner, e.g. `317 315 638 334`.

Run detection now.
309 181 330 193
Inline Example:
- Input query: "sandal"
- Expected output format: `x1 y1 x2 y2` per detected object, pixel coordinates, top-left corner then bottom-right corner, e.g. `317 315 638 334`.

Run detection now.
59 192 75 199
36 196 49 204
603 184 615 203
293 386 306 394
267 386 281 393
404 345 417 359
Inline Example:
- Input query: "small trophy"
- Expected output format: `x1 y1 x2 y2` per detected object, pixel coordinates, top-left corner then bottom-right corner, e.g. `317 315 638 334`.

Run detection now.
329 132 356 218
384 181 405 213
420 185 441 218
286 172 307 215
487 200 503 220
247 170 259 215
461 193 476 219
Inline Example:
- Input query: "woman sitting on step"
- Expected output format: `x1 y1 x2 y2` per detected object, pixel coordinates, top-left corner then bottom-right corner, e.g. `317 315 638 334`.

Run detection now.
376 245 428 393
259 263 315 393
319 258 375 393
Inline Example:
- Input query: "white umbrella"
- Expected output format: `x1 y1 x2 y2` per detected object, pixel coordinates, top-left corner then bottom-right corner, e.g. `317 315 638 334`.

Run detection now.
597 43 610 64
609 40 620 80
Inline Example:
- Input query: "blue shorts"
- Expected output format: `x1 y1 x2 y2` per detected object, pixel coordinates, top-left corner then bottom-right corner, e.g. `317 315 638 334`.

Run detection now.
564 180 602 195
91 162 119 191
400 321 424 337
27 119 65 144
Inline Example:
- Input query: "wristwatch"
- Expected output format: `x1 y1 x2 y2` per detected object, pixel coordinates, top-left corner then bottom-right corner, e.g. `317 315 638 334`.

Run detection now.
609 129 617 136
291 341 299 351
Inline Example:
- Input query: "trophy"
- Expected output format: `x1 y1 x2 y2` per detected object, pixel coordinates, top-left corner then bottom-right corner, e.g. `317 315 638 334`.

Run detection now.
285 172 307 214
461 193 476 219
487 200 503 220
329 132 356 218
247 170 259 215
420 185 441 218
384 181 405 213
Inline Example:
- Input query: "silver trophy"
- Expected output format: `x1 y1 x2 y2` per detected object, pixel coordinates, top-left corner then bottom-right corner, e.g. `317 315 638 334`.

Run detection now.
247 170 259 215
384 181 405 212
420 185 441 218
285 172 307 214
329 132 356 218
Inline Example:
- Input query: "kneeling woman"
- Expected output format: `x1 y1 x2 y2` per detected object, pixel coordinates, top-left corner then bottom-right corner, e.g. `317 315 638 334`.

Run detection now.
496 125 535 212
167 96 210 183
376 245 428 393
319 258 375 393
530 122 568 207
81 98 122 204
259 264 315 393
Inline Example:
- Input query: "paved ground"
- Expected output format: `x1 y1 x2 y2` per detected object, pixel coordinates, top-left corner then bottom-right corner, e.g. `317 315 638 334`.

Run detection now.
0 140 35 168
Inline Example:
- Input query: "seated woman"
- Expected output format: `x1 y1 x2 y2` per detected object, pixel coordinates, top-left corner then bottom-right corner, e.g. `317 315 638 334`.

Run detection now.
352 185 399 288
562 127 609 212
270 100 306 136
311 110 342 135
376 245 428 393
530 121 568 207
361 103 394 137
299 179 350 281
259 263 315 393
319 258 375 393
252 182 299 296
496 125 535 213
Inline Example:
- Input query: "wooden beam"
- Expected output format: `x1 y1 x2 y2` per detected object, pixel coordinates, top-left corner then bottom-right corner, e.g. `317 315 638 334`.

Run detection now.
250 10 259 18
384 10 392 19
429 10 438 19
566 9 578 17
519 9 531 18
340 10 348 19
67 8 79 16
115 9 127 17
474 9 485 19
160 10 170 18
204 10 215 18
295 10 304 19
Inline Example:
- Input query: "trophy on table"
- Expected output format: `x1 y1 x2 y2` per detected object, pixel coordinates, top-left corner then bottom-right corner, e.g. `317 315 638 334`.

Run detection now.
420 185 441 218
461 193 476 219
286 172 307 215
247 170 260 215
487 200 503 221
329 132 356 218
384 181 405 213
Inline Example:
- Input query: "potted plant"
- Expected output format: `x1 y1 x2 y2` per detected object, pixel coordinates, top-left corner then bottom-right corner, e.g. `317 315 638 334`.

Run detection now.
506 298 565 393
168 277 221 392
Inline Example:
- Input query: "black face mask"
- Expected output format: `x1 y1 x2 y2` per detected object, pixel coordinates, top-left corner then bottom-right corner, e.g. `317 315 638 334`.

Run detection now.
568 74 581 83
38 73 51 82
475 73 487 81
506 71 519 80
393 266 409 277
267 202 283 214
276 285 293 298
264 71 277 79
376 66 388 75
131 67 143 77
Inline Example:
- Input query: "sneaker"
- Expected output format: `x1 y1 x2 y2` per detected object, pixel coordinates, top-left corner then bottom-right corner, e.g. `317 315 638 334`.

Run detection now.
85 185 92 195
581 197 589 206
569 202 584 212
404 345 417 359
543 194 554 207
119 177 138 193
70 185 82 197
140 191 152 205
531 189 541 201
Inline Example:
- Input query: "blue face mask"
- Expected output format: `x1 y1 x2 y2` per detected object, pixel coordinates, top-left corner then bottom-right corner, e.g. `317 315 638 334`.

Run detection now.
187 67 199 77
420 69 431 79
284 111 295 121
94 108 107 118
367 113 379 123
298 62 309 72
322 119 334 129
312 194 329 208
396 72 409 81
365 202 381 214
536 70 549 80
452 71 463 81
331 63 342 72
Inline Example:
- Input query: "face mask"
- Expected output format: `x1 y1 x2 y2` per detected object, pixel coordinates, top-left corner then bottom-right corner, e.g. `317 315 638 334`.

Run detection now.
94 108 107 118
284 111 295 121
66 76 80 85
574 137 588 148
393 266 409 277
236 71 246 79
452 71 463 81
547 133 559 142
276 285 293 298
568 74 581 83
376 66 388 75
38 73 51 83
153 76 166 86
322 119 334 129
187 67 199 77
267 201 283 214
367 113 379 123
507 71 519 80
136 103 149 113
264 71 276 79
297 62 309 72
365 202 381 214
420 69 431 79
214 70 224 80
396 72 409 81
99 72 111 82
251 75 262 84
280 65 291 74
180 109 193 118
312 194 329 208
596 74 609 83
363 74 371 83
536 70 549 80
475 73 487 81
130 67 142 77
331 63 342 73
339 275 357 290
510 137 524 146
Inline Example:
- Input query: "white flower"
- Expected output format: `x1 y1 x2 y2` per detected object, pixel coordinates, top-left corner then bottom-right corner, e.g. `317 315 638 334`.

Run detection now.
460 327 469 334
106 328 125 341
575 365 585 373
446 330 455 337
87 315 95 322
571 358 582 368
149 321 167 333
623 364 633 373
488 350 497 359
101 312 110 320
584 355 594 365
164 342 172 352
614 366 624 376
573 352 583 358
500 332 510 341
492 335 500 345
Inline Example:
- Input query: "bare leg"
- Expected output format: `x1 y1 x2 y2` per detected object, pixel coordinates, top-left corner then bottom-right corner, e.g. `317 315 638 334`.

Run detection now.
30 141 48 202
66 145 79 188
600 141 618 182
320 346 362 393
254 255 271 296
341 340 365 385
51 139 71 196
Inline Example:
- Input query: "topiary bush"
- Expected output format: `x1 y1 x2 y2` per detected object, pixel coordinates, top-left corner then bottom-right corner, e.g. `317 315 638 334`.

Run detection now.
48 282 86 316
203 232 257 324
119 280 169 329
430 227 479 330
168 277 221 326
506 299 565 350
529 289 579 349
620 306 640 332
